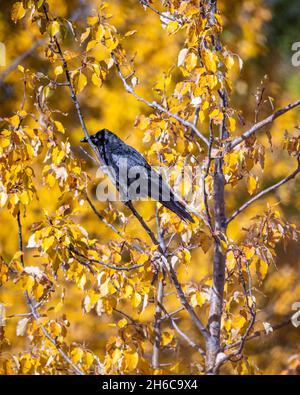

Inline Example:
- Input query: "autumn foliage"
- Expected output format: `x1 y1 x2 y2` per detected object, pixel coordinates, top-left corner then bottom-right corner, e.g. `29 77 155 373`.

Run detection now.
0 0 300 375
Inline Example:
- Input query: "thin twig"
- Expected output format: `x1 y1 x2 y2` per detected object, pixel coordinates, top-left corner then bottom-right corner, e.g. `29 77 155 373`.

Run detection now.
158 302 206 357
227 156 300 224
139 0 180 23
86 195 124 238
224 318 291 350
152 280 164 369
125 201 159 247
159 307 185 322
70 246 144 272
235 257 256 357
228 98 300 151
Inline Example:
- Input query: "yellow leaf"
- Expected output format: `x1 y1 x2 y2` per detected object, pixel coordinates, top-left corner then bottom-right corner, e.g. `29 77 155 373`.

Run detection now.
118 318 127 328
22 275 35 293
54 65 63 76
247 175 258 196
49 321 62 337
0 136 10 148
80 28 91 44
161 331 174 346
11 2 26 23
12 251 24 261
131 292 142 308
243 246 255 260
21 357 32 374
54 120 65 133
46 173 56 187
42 236 55 252
73 72 87 94
225 54 235 70
125 30 137 37
33 283 44 300
111 348 122 364
83 352 94 368
86 40 98 52
48 21 60 37
123 350 139 371
54 301 64 313
9 114 20 127
210 109 224 121
19 191 29 205
167 21 179 34
71 347 84 363
191 291 205 308
87 16 99 25
228 117 236 132
185 52 198 71
202 49 217 73
258 259 268 280
137 253 148 265
95 25 105 40
123 284 133 298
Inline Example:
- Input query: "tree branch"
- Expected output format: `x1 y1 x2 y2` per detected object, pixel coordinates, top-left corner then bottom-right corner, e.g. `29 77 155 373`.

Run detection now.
224 317 292 350
158 302 206 357
152 280 164 369
206 2 228 372
69 246 144 272
227 156 300 224
139 0 180 23
228 98 300 151
124 204 210 342
113 54 209 147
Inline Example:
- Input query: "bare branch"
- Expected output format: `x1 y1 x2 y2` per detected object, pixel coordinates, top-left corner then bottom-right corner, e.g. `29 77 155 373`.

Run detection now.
125 200 159 247
158 302 206 357
160 307 185 322
228 98 300 151
227 156 300 224
152 280 164 369
86 195 124 239
167 264 210 341
235 257 256 357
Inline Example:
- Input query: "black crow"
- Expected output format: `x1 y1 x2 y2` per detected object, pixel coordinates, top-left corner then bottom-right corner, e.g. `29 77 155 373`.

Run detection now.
81 129 194 223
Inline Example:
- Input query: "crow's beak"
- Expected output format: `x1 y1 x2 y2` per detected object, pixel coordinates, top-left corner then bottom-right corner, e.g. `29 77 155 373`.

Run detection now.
80 137 88 143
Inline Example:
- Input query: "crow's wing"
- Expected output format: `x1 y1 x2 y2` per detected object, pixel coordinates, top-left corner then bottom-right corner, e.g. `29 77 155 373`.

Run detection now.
103 138 194 221
105 142 152 201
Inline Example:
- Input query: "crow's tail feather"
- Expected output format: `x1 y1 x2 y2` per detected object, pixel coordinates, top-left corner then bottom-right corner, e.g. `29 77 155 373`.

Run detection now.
160 198 195 223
